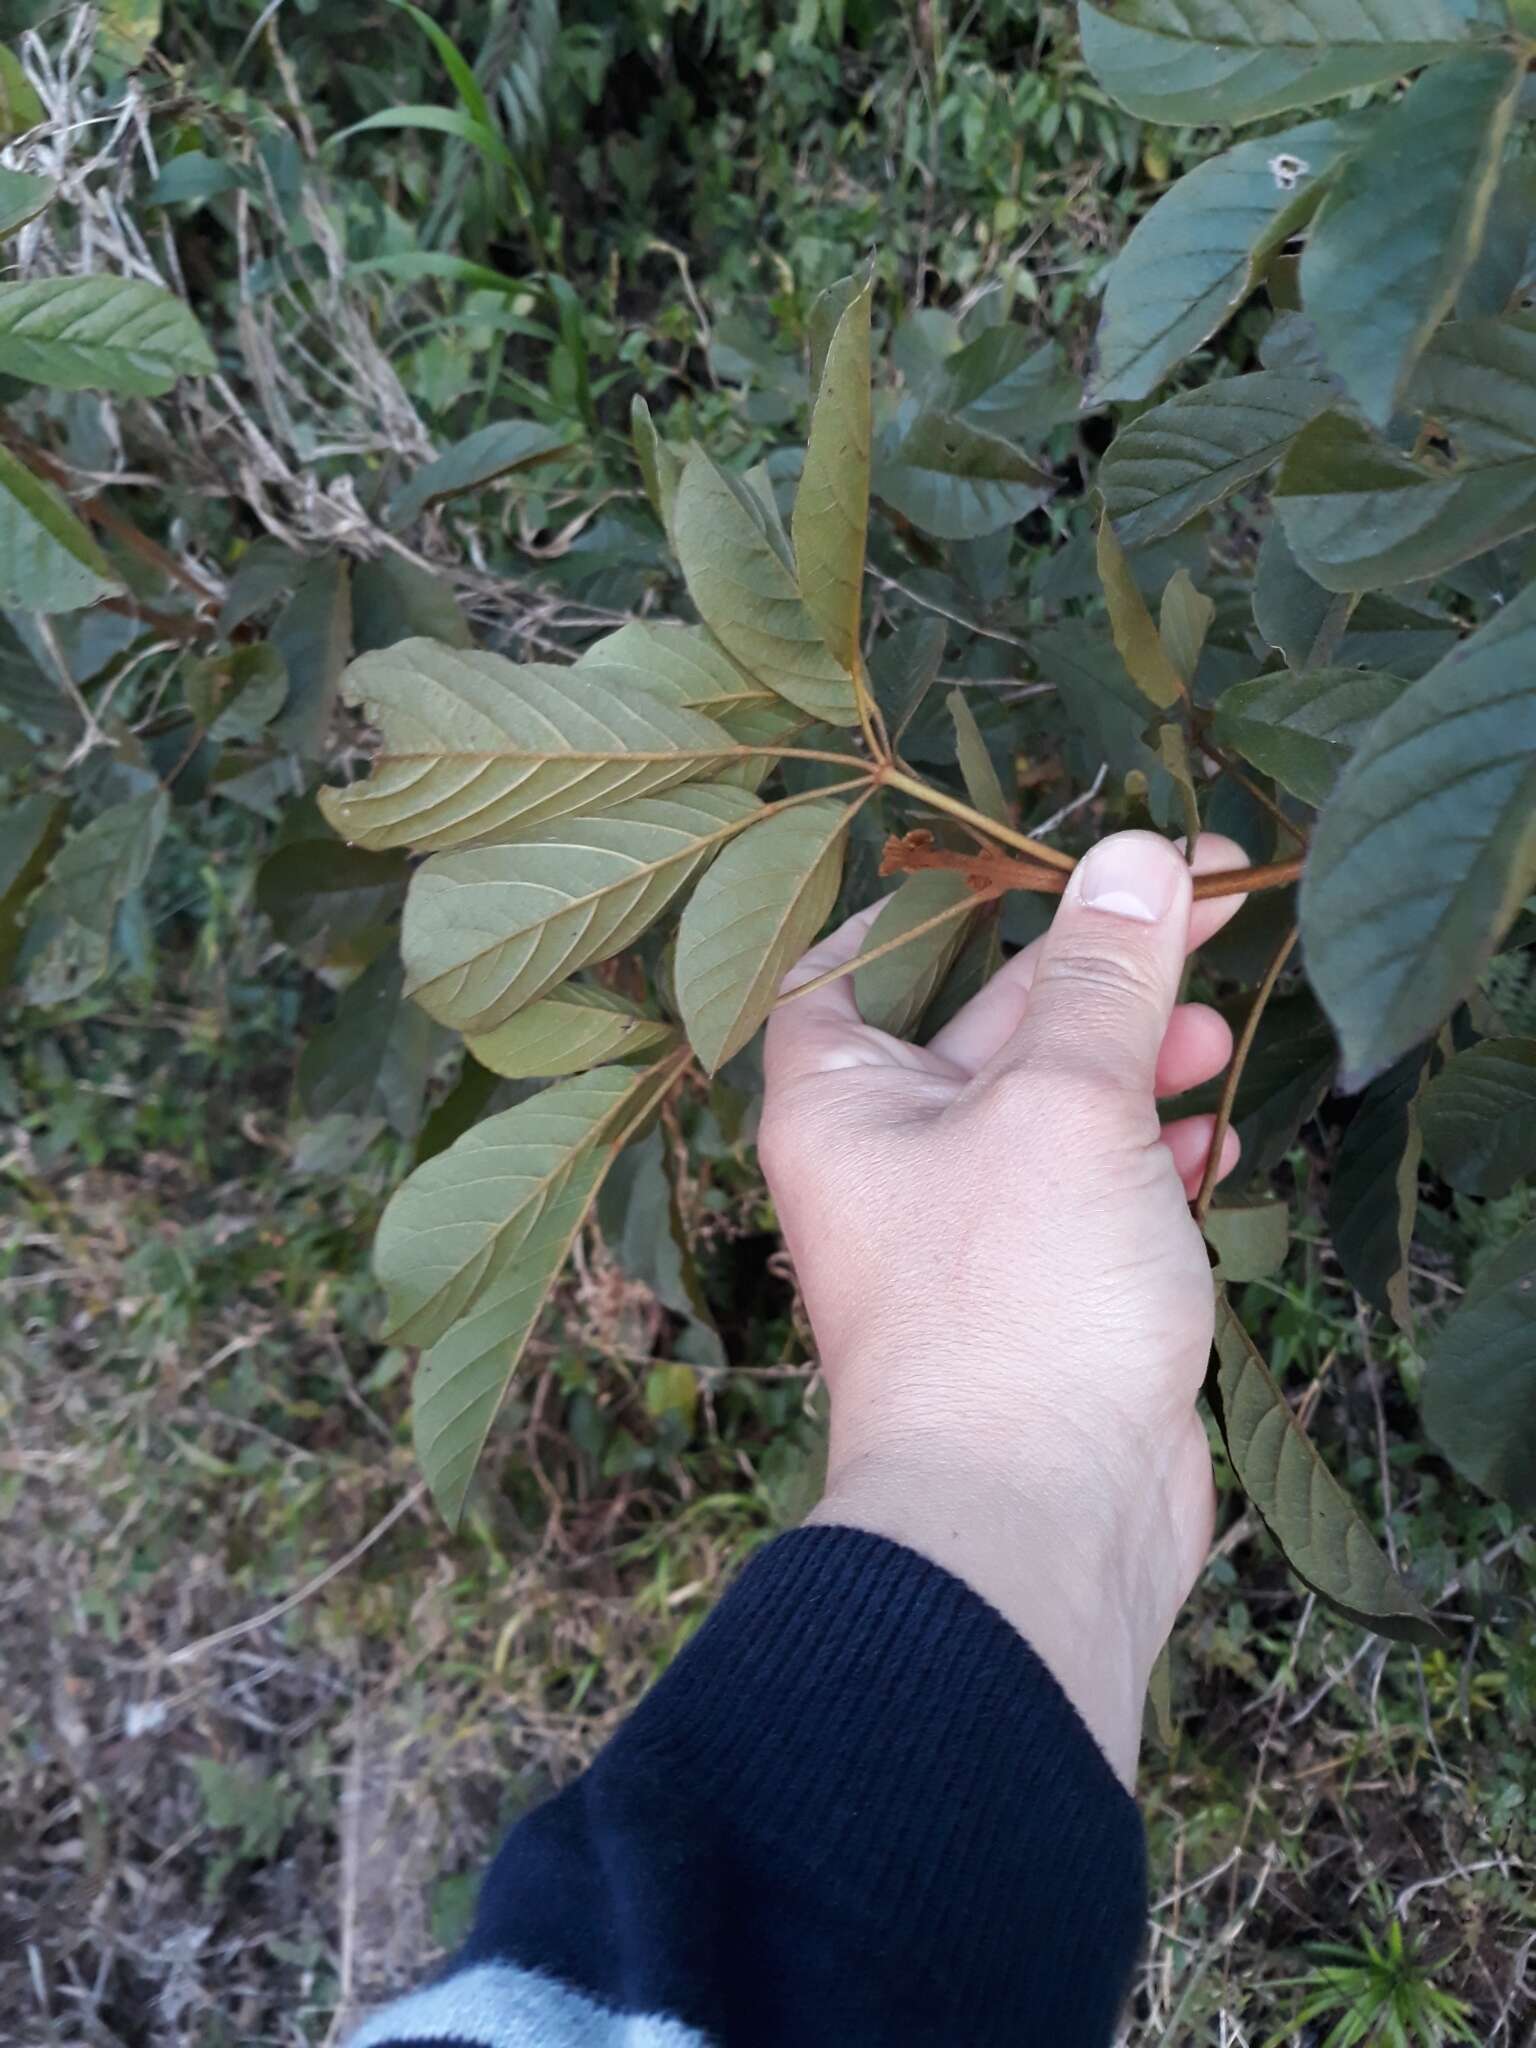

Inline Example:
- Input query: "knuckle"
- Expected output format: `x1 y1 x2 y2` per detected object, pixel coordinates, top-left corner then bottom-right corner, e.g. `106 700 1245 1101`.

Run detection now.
1032 940 1165 1017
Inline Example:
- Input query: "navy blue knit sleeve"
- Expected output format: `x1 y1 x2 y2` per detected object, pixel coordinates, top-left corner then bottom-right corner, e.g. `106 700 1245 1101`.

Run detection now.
349 1525 1147 2048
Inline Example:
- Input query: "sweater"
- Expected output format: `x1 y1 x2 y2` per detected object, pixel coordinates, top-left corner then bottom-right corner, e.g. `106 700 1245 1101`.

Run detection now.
348 1525 1147 2046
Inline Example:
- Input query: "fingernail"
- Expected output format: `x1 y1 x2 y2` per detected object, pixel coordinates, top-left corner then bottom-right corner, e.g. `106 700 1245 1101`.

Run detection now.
1072 834 1181 924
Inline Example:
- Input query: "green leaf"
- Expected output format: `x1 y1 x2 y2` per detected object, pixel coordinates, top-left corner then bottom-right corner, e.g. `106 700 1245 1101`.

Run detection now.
0 277 213 396
1212 1296 1438 1643
1101 373 1331 547
874 407 1054 541
1276 316 1536 588
332 103 513 168
870 616 946 741
0 791 65 983
467 984 677 1079
854 871 978 1038
18 789 168 1005
380 1061 675 1525
97 0 161 71
389 420 575 527
0 445 121 613
793 279 871 675
256 838 410 961
1422 1221 1536 1514
1300 581 1536 1087
599 1123 725 1370
1212 667 1407 808
0 47 44 136
808 269 865 397
948 687 1010 824
672 447 857 727
319 638 737 852
1419 1038 1536 1196
936 328 1081 440
402 783 761 1032
1098 509 1185 711
1300 52 1521 428
575 618 802 789
1079 0 1474 126
1204 1198 1289 1283
351 555 471 652
1094 121 1350 403
1327 1048 1429 1327
1158 570 1214 689
1252 522 1352 671
270 554 351 760
0 168 53 238
298 951 441 1139
631 395 681 533
676 799 850 1071
1170 990 1335 1175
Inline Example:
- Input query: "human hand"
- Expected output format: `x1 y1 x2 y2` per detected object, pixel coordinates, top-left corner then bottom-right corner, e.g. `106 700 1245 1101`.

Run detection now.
759 830 1249 1785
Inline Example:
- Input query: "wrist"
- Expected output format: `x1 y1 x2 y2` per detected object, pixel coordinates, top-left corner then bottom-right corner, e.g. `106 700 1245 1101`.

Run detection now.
807 1419 1193 1788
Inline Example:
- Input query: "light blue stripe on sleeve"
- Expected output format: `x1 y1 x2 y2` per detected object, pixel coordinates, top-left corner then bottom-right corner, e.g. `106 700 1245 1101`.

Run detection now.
346 1961 713 2048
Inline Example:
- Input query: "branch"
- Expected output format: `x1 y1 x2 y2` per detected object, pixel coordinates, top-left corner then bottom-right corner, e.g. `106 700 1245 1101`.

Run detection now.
882 832 1303 904
1192 922 1300 1227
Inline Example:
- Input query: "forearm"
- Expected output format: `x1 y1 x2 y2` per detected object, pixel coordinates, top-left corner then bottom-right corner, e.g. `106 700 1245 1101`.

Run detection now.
349 1527 1146 2048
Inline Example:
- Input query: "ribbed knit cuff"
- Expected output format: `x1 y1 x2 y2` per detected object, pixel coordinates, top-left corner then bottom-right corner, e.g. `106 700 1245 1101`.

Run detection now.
620 1525 1146 2042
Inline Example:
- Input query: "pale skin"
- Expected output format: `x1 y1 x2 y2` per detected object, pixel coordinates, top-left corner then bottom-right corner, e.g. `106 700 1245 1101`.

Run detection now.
760 829 1250 1788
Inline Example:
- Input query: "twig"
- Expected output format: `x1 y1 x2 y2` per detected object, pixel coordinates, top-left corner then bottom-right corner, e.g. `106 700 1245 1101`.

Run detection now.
156 1482 428 1667
881 764 1076 871
881 832 1304 905
1193 923 1300 1225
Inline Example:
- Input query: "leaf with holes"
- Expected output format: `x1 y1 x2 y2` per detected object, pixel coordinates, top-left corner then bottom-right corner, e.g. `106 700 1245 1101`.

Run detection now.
402 783 761 1032
1301 52 1520 428
1422 1222 1536 1515
1094 121 1351 403
466 985 677 1079
794 278 871 674
319 639 737 852
676 799 851 1071
379 1061 677 1525
1102 373 1331 548
1213 1296 1439 1643
1420 1038 1536 1197
1300 581 1536 1086
671 447 856 727
1078 0 1475 126
1212 667 1407 808
0 277 214 395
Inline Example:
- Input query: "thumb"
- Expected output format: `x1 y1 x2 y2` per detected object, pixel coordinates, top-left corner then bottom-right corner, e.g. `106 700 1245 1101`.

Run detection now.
985 830 1193 1095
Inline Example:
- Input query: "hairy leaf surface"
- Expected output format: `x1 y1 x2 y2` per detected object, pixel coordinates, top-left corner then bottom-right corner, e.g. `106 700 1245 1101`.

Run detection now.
1422 1222 1536 1513
676 799 850 1070
403 783 760 1031
1212 667 1406 807
1214 1297 1438 1643
1420 1038 1536 1196
1302 53 1519 427
319 639 737 851
1300 582 1536 1085
672 447 857 726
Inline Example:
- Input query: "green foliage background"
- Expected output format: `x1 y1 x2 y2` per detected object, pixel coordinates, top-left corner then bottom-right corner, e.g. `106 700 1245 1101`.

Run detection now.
3 2 1535 2041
